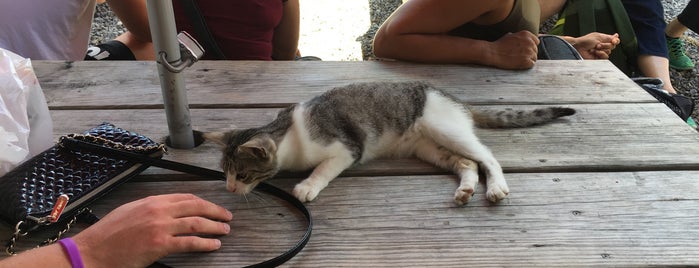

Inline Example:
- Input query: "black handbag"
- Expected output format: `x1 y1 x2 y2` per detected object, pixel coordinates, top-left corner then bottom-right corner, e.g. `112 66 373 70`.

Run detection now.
0 122 165 254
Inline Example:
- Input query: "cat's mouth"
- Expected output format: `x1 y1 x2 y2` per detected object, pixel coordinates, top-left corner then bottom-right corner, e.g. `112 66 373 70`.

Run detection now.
226 179 259 194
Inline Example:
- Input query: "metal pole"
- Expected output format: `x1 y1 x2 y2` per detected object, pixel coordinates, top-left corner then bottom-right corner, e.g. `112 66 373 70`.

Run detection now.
146 0 195 149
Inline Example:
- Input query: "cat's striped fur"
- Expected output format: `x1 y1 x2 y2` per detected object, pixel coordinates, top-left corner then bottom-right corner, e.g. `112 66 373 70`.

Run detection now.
203 81 575 205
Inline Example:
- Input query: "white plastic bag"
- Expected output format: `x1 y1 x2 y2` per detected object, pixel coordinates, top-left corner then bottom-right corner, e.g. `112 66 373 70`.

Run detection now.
0 48 53 176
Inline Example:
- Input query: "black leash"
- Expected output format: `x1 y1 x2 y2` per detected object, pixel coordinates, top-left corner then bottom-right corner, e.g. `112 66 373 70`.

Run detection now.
61 138 312 268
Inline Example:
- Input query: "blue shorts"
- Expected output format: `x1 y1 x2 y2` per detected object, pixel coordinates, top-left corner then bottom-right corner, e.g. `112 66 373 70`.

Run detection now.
621 0 667 58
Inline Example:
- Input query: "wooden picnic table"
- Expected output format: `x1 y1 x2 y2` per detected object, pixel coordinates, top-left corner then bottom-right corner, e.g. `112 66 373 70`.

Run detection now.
3 60 699 267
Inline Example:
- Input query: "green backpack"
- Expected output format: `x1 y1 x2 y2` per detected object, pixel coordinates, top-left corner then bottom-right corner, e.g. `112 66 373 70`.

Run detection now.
549 0 639 77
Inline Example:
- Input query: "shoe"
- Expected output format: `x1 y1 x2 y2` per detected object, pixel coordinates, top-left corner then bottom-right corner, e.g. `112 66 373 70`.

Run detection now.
666 36 695 70
687 117 698 129
84 40 136 60
632 77 695 122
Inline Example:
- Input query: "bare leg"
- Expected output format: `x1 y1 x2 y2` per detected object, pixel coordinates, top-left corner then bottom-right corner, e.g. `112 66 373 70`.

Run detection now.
638 55 677 94
115 32 155 60
665 18 689 39
412 139 480 205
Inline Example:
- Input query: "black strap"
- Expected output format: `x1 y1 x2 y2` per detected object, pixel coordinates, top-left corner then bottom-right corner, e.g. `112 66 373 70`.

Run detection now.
61 138 312 268
177 0 227 59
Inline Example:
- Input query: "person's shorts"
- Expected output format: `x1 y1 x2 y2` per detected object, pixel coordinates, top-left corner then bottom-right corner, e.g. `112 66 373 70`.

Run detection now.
621 0 667 57
677 0 699 33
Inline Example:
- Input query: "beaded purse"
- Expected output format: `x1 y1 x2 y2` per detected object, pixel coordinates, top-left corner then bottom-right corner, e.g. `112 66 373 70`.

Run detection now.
0 123 165 254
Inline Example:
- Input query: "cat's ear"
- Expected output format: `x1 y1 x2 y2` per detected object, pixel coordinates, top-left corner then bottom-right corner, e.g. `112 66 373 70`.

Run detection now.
200 131 230 146
237 136 276 160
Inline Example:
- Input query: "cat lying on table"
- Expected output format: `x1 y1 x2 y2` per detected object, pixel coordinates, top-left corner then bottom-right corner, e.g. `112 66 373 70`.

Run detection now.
202 81 575 205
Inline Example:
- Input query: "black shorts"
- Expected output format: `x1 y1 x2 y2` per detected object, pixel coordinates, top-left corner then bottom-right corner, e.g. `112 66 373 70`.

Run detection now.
678 0 699 34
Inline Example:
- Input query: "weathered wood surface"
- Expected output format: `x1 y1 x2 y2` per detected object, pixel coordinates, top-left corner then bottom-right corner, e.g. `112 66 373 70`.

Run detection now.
49 103 699 179
34 60 653 109
1 60 697 267
5 172 698 267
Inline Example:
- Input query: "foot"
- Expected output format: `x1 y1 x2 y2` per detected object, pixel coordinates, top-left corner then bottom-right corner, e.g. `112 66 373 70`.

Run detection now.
667 36 695 70
486 181 509 202
454 186 475 206
292 180 326 202
633 77 695 122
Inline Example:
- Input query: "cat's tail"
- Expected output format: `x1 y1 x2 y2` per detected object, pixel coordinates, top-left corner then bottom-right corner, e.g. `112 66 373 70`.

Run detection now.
470 107 576 128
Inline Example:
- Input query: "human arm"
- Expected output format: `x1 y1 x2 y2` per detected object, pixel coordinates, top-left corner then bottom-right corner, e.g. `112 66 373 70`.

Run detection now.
538 0 567 23
0 193 233 268
272 0 300 60
372 0 540 69
0 242 73 267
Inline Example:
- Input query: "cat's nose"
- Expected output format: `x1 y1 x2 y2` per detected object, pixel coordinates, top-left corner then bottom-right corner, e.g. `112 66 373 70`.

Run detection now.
226 182 237 192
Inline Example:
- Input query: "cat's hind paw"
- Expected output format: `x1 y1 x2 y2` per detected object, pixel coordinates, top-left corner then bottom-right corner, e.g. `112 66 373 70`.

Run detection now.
453 186 474 206
485 182 509 202
292 181 323 202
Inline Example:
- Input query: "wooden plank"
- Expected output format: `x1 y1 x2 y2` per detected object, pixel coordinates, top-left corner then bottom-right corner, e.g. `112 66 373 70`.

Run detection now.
48 103 699 181
3 171 696 266
33 60 653 109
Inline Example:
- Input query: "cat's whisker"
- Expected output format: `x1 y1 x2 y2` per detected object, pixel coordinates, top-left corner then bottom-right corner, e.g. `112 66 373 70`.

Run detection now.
242 193 251 209
249 190 274 205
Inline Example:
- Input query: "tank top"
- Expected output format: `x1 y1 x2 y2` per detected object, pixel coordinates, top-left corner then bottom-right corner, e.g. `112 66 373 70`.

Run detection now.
449 0 540 42
172 0 286 60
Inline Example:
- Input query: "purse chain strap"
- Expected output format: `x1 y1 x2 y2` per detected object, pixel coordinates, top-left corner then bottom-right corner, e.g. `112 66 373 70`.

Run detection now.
59 133 166 154
5 208 91 255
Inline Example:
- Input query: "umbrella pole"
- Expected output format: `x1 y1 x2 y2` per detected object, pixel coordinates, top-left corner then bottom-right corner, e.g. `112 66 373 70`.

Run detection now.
146 0 195 149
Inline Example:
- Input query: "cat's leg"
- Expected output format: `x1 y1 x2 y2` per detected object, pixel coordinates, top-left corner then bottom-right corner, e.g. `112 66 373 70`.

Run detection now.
429 132 508 202
419 96 509 202
292 153 355 202
413 139 480 206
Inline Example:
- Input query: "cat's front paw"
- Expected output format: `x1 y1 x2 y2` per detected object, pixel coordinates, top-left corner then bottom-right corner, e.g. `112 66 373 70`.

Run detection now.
292 181 324 202
486 182 509 202
453 186 474 206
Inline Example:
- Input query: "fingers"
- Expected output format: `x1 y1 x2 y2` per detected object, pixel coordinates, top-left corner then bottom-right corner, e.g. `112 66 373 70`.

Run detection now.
149 193 205 203
524 31 540 45
611 33 620 45
170 216 231 236
169 236 224 253
172 196 234 222
593 50 610 59
496 31 538 69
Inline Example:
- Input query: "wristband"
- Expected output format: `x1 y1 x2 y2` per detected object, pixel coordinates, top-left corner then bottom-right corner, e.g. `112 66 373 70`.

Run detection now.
58 238 85 268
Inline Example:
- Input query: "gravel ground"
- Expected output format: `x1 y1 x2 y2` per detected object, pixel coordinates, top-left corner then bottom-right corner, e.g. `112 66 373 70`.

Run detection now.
90 0 698 125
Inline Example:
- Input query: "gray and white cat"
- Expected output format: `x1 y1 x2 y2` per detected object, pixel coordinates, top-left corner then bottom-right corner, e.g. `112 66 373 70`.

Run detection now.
203 81 574 205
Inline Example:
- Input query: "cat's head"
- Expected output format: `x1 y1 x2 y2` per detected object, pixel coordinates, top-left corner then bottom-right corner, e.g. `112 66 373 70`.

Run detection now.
202 130 279 194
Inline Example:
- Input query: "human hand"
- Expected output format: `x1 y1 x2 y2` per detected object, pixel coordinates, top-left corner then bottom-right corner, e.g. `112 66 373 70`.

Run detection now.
488 30 540 69
571 33 620 59
73 194 233 268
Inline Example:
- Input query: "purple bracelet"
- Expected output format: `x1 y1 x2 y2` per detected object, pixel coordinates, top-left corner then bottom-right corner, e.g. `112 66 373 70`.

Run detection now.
58 238 85 268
